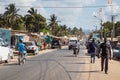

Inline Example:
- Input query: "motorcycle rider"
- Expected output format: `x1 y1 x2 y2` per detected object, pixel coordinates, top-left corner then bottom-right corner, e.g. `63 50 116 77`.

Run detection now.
73 40 80 56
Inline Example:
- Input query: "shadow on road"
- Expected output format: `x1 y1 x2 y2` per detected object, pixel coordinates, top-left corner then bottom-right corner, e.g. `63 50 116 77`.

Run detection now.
0 63 18 66
85 53 91 56
67 62 90 64
67 70 100 73
78 56 90 58
63 55 76 57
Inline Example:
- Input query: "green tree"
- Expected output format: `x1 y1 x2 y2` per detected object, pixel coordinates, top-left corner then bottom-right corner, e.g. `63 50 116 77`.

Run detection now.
0 14 5 28
25 7 47 32
102 21 112 37
115 21 120 36
4 3 20 29
72 27 80 36
48 14 60 36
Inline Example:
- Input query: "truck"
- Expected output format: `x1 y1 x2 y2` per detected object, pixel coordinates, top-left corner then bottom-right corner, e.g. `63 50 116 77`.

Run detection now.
68 37 78 50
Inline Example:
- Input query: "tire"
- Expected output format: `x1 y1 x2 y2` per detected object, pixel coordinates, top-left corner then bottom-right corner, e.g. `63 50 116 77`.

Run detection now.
33 53 36 55
33 50 36 55
36 53 38 55
51 47 54 49
11 56 14 59
75 50 77 57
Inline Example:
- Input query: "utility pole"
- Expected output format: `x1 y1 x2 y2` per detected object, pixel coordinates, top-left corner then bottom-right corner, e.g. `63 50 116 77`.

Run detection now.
94 16 103 40
111 15 114 41
111 15 117 41
94 7 103 40
100 19 103 39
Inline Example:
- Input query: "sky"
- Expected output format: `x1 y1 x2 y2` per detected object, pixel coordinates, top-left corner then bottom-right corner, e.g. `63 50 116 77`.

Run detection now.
0 0 120 31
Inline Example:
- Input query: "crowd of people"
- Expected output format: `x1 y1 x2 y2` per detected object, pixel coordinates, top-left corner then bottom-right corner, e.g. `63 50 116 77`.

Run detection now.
86 38 112 74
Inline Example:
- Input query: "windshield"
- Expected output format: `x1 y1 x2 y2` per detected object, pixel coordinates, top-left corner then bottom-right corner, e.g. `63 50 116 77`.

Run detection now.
24 42 33 46
69 40 77 43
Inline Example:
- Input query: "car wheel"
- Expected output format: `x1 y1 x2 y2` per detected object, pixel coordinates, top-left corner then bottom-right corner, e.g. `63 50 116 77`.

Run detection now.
5 54 10 63
11 56 14 59
35 52 38 55
11 54 14 59
51 47 54 49
33 53 36 55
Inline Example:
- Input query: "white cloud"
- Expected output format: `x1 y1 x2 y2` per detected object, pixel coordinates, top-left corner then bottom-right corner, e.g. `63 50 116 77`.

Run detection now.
106 3 120 16
0 0 96 29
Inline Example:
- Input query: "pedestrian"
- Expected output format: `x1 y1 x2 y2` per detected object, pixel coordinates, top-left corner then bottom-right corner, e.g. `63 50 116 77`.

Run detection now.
73 40 80 56
43 40 47 49
18 39 27 64
89 39 97 63
98 38 112 74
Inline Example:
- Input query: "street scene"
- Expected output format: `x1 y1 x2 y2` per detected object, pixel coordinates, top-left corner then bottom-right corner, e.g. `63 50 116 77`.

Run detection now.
0 0 120 80
0 46 120 80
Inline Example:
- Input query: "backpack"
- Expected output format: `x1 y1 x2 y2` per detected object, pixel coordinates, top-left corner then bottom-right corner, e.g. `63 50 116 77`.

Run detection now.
100 43 111 56
89 42 95 53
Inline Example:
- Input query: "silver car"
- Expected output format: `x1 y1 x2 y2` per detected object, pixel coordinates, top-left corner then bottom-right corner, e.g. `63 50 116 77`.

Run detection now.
24 41 39 55
112 47 120 59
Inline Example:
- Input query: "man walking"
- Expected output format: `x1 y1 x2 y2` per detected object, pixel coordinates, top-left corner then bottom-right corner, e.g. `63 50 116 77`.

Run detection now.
89 39 97 63
98 38 112 74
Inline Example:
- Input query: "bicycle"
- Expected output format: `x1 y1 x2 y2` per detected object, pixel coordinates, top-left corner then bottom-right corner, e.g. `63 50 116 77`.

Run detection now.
18 51 27 65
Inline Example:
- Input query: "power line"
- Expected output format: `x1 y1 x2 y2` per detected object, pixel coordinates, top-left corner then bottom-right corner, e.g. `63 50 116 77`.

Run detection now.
0 4 120 8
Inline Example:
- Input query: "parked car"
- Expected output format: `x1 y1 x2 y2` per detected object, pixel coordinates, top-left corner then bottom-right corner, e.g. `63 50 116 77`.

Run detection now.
51 39 61 49
112 47 120 59
0 38 14 63
24 41 39 55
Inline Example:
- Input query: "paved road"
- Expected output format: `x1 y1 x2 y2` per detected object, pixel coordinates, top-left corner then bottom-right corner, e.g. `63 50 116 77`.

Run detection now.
0 47 88 80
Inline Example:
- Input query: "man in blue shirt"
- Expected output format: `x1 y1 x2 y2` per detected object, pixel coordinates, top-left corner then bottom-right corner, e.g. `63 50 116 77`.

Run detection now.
18 39 27 64
18 39 25 54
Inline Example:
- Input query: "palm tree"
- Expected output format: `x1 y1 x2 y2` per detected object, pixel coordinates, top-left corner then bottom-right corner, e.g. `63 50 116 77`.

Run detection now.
0 14 5 28
4 3 20 29
24 14 35 32
48 14 60 36
62 25 68 35
28 8 37 15
25 8 47 32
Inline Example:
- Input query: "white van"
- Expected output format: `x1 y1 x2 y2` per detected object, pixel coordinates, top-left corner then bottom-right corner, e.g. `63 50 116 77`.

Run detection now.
0 38 13 63
68 37 78 50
